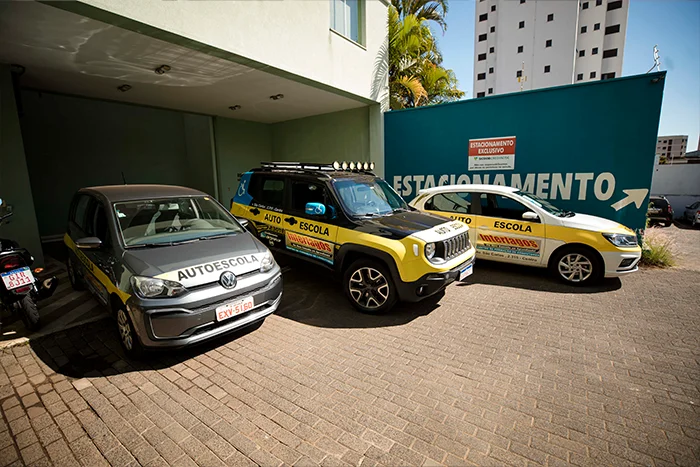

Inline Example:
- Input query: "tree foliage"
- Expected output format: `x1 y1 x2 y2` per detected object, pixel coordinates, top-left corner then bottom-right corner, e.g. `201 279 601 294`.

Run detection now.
388 1 464 110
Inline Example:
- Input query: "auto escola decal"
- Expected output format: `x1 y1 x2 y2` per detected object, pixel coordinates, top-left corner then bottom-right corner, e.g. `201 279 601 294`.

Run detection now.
156 254 261 287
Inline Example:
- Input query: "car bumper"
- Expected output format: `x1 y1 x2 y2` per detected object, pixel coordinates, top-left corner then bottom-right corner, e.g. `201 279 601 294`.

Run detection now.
601 250 641 277
127 272 283 349
395 255 475 302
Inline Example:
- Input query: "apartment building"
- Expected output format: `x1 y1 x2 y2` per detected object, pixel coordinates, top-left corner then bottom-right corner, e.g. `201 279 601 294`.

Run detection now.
656 135 689 163
473 0 628 97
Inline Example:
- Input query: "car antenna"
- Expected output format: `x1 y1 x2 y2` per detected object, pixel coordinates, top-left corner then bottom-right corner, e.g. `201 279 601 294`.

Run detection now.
121 171 127 185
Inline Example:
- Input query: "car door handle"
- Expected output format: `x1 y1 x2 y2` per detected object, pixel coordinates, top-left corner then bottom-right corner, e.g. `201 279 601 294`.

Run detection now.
284 217 297 226
249 208 260 216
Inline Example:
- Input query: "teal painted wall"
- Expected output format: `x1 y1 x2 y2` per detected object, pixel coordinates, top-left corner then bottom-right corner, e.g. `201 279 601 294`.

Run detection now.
271 107 370 164
213 117 272 206
385 73 666 232
0 67 44 266
19 91 215 237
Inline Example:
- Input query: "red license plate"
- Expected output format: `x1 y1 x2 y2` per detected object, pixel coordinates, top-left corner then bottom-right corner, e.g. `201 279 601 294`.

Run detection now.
1 267 34 290
215 296 255 322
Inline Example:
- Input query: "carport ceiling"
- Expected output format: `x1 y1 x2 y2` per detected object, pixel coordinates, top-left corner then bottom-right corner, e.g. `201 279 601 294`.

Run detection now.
0 1 368 123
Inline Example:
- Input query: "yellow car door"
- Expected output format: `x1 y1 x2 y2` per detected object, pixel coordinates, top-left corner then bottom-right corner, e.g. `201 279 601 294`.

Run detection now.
281 179 339 266
473 192 546 266
422 191 478 246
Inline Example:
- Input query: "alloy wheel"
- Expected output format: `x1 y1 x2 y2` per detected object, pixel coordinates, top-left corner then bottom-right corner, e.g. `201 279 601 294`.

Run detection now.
117 309 133 351
348 267 390 309
558 253 593 283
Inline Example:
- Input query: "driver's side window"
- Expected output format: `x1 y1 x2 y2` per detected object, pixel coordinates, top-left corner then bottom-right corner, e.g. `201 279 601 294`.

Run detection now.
290 181 335 219
426 193 472 214
480 194 534 221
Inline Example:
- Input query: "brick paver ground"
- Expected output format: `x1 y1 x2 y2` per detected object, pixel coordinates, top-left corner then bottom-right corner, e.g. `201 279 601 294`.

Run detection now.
1 252 699 466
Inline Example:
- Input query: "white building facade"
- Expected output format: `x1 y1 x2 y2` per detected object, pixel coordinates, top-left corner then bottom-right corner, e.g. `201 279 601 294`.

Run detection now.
656 135 689 163
473 0 628 97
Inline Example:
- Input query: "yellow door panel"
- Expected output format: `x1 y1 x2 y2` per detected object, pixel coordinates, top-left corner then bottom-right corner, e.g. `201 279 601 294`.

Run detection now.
282 214 339 266
475 216 546 266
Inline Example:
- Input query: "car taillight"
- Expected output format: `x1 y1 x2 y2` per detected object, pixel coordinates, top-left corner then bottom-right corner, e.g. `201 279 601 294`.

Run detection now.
14 286 31 294
0 257 21 271
668 206 673 213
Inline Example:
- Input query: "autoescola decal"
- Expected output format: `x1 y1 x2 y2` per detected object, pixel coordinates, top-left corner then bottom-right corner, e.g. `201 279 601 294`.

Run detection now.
156 254 261 287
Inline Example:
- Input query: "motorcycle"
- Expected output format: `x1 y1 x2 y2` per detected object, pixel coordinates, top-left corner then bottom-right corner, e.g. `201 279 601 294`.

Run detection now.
0 198 58 333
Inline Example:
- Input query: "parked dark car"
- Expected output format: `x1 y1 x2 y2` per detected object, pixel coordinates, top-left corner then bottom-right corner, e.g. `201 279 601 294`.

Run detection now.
647 196 673 227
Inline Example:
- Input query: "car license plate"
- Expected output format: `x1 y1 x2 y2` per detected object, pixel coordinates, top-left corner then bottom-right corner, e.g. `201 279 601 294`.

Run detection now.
215 296 254 322
1 267 34 290
459 263 473 281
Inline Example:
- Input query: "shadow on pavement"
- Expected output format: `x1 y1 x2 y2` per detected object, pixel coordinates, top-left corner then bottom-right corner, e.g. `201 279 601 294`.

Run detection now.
672 220 698 230
462 260 622 293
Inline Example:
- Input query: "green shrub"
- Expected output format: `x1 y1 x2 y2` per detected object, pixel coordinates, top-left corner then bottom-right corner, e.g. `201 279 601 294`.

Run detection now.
640 228 676 268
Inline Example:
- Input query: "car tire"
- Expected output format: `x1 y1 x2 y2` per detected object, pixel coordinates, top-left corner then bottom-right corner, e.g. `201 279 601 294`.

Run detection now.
663 221 672 227
549 246 603 286
67 255 85 291
343 259 398 313
116 307 144 359
20 295 41 332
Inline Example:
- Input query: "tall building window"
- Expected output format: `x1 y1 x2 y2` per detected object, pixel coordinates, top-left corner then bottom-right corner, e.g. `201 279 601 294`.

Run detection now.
577 73 584 81
489 46 495 53
601 72 616 80
596 0 603 5
330 0 363 44
477 73 486 80
607 0 623 11
478 53 487 61
547 13 554 21
488 88 493 94
603 48 618 58
479 33 487 42
546 39 552 47
519 20 525 28
517 45 524 53
489 67 494 73
544 65 551 73
491 5 496 12
590 71 596 78
581 26 587 33
594 23 600 30
516 70 522 78
520 0 526 3
605 24 621 34
490 26 495 33
582 2 589 9
579 50 585 57
592 47 599 55
477 92 485 97
479 13 488 21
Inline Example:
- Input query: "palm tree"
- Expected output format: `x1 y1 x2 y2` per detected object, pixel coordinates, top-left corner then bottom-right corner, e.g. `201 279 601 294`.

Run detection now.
392 0 450 32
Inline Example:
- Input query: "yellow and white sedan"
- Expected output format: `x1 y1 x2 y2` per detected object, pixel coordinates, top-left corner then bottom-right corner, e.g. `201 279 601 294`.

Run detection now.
409 184 641 285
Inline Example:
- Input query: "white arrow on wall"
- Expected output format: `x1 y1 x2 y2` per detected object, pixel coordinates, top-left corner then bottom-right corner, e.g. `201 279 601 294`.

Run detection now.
610 189 649 211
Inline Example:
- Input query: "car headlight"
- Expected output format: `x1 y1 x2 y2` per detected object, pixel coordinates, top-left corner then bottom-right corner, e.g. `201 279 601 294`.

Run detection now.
260 251 276 273
602 233 638 247
425 242 436 260
130 276 186 299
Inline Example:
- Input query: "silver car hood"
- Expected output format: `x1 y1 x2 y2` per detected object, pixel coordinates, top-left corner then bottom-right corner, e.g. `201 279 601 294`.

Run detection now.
122 233 266 287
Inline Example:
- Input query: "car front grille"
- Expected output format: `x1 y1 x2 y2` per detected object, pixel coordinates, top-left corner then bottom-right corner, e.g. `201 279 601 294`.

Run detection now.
441 232 471 261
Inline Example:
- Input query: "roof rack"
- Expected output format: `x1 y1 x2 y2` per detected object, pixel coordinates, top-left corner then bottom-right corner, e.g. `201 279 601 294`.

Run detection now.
258 161 376 174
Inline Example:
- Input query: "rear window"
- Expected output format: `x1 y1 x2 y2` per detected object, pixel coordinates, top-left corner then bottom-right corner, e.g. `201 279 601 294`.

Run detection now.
249 175 285 208
649 198 668 209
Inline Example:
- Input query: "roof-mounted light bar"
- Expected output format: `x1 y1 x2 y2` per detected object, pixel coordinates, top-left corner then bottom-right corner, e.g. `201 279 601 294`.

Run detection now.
259 161 375 173
333 160 375 172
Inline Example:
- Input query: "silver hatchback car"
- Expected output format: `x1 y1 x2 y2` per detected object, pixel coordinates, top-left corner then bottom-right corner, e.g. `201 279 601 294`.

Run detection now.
64 185 282 357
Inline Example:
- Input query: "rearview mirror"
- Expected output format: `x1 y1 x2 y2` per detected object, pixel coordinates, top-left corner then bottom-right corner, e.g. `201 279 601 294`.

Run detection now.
522 211 539 222
76 237 103 250
305 202 326 216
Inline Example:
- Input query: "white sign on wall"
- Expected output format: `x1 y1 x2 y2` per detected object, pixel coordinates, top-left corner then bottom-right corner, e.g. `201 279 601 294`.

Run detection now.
468 136 516 171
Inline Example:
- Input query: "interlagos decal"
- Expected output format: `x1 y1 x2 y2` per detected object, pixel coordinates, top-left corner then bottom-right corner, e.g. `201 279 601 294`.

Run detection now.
156 254 260 284
286 232 334 263
393 172 617 201
478 234 541 258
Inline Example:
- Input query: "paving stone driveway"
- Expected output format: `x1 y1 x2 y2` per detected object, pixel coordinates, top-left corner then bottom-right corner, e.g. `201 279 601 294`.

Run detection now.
1 255 699 466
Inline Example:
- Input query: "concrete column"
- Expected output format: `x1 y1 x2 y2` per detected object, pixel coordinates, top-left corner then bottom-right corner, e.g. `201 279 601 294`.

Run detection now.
0 66 44 266
368 103 385 178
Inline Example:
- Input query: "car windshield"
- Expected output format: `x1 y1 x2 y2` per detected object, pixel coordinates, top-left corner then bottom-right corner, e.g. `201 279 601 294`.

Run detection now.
333 176 408 217
114 196 244 247
515 191 570 217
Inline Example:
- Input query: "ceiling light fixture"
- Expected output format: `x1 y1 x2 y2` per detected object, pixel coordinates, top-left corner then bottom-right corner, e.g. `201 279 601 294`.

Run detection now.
154 65 171 75
269 94 284 101
228 105 242 111
117 84 132 92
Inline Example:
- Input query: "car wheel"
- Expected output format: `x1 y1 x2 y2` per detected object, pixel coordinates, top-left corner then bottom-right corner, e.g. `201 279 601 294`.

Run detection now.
343 259 398 313
116 307 144 359
67 255 85 291
663 221 672 227
550 247 602 286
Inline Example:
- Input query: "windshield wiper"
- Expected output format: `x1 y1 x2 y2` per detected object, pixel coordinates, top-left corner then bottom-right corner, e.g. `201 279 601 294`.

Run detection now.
199 232 238 240
128 242 176 249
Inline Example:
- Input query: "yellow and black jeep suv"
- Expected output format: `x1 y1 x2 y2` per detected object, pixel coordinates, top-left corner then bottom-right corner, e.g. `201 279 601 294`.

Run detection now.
231 162 476 312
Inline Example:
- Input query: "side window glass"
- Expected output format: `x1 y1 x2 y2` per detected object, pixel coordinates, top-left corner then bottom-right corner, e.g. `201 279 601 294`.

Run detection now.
72 195 91 232
250 175 285 208
93 204 109 243
291 182 327 213
482 194 532 220
426 193 471 214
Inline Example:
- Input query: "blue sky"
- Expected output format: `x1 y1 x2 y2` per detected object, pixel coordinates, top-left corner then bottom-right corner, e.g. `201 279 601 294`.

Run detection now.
429 1 700 151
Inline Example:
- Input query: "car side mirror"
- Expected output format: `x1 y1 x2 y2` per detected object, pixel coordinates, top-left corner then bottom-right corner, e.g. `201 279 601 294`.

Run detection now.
522 211 540 222
237 217 250 229
76 237 103 250
305 202 326 217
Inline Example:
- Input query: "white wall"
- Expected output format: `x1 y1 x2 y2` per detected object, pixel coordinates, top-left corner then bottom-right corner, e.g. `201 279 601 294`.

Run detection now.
651 164 700 215
76 0 389 102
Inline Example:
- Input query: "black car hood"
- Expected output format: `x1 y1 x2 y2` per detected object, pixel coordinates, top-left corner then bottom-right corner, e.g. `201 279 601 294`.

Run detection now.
122 233 265 287
353 210 450 239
